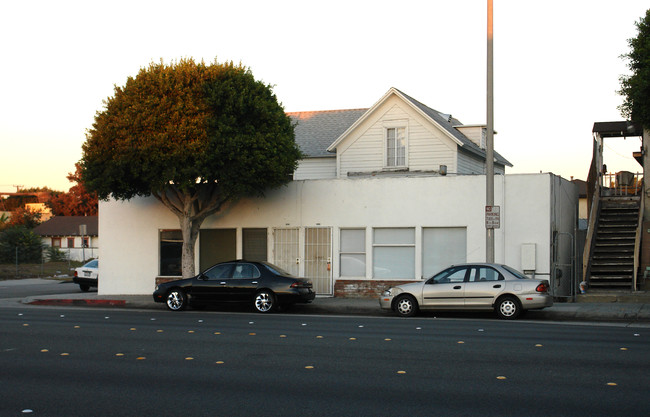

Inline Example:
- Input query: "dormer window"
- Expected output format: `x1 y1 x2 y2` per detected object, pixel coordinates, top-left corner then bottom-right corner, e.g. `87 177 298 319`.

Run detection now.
386 126 406 167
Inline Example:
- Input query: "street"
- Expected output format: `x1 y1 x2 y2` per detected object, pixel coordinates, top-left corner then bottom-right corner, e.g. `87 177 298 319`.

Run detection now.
0 279 81 299
2 302 649 417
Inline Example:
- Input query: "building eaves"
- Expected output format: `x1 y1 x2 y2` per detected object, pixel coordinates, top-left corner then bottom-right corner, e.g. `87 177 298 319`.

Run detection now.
395 88 512 167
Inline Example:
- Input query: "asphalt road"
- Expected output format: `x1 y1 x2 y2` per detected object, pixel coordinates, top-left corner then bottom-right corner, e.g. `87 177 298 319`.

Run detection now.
2 304 649 417
0 278 82 299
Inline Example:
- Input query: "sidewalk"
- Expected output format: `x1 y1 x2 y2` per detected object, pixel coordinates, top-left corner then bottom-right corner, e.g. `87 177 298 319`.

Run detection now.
21 291 650 323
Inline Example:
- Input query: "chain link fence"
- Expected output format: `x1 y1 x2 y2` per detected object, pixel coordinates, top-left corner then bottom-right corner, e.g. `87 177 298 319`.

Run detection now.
0 246 98 280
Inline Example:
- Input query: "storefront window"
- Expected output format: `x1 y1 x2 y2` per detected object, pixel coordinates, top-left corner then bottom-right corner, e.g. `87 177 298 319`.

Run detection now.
373 228 415 279
160 230 182 276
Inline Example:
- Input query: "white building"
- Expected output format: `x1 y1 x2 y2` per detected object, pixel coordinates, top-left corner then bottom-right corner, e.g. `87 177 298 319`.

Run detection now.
98 88 578 297
33 216 99 262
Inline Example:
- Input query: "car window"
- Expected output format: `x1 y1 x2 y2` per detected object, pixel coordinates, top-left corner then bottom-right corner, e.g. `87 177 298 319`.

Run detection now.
85 260 98 268
261 262 294 277
430 266 468 284
203 264 233 280
232 263 261 279
502 265 530 279
469 266 503 282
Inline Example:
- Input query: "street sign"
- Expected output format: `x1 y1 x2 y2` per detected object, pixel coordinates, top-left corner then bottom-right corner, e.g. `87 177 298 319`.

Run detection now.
485 205 500 229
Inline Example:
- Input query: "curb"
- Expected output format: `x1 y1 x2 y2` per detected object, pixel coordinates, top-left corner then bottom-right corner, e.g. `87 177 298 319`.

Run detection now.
27 299 126 307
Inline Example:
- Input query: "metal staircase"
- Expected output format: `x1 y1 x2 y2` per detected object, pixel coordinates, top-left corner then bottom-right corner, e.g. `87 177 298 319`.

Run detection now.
588 196 640 289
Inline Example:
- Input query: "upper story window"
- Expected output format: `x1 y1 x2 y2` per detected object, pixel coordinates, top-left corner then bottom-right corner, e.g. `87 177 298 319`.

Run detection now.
386 127 406 168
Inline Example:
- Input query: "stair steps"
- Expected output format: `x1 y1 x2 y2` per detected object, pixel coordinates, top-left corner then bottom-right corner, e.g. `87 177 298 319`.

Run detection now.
588 197 639 289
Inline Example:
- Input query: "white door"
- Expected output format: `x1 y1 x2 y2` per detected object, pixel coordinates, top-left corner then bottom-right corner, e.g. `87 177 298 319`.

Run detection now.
305 227 332 295
272 228 300 276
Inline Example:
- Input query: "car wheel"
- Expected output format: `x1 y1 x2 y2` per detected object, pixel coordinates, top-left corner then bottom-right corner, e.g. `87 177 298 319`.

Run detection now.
166 289 187 311
253 290 275 313
394 294 418 317
79 284 90 292
496 296 521 320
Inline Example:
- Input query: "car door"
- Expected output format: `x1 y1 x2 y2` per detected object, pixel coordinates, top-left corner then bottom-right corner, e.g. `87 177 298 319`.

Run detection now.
421 266 469 307
190 263 234 302
463 266 505 307
227 263 261 301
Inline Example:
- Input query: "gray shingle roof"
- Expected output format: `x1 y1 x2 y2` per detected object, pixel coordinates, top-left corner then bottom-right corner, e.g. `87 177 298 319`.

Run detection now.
33 216 98 237
289 109 368 157
395 89 512 167
288 89 511 167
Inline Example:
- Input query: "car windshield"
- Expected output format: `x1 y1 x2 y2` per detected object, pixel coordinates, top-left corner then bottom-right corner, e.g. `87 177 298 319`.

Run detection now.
261 262 295 277
502 265 529 279
84 260 98 268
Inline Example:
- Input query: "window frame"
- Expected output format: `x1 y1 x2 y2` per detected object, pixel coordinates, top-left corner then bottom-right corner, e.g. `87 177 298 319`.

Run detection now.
339 228 366 278
159 229 183 277
383 120 408 169
372 227 415 279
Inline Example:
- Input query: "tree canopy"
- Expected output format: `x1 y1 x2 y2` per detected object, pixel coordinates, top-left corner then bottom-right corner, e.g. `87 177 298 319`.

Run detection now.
619 9 650 128
81 58 302 277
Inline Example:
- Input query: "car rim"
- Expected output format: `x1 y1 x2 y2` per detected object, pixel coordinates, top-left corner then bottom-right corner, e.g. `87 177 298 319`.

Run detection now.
500 300 517 317
255 293 272 312
397 298 412 315
167 292 183 310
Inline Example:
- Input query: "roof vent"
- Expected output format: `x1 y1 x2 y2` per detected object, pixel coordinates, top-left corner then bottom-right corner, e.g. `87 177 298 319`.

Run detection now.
438 112 452 122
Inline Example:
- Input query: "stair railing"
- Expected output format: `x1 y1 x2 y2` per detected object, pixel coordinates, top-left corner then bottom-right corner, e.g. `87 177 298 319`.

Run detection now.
582 185 601 286
633 182 644 290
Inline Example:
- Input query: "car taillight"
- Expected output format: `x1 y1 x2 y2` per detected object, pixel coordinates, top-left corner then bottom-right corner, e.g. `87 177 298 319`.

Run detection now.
291 281 312 288
74 271 78 277
536 283 548 293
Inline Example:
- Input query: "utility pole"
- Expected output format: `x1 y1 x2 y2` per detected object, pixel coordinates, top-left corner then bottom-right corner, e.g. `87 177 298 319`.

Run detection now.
486 0 495 263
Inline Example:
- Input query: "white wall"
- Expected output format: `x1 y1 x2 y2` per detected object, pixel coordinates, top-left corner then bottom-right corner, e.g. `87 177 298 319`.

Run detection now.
98 173 576 295
293 157 336 180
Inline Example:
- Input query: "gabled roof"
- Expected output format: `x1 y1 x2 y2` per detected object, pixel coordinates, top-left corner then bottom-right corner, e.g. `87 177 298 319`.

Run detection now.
325 87 512 167
289 109 368 158
33 216 98 237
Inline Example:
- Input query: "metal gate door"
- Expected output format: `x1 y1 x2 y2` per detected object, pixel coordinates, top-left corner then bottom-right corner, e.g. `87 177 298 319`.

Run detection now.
273 228 300 276
305 227 332 295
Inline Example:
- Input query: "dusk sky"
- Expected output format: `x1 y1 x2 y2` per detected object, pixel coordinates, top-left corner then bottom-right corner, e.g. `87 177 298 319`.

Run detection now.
1 0 648 193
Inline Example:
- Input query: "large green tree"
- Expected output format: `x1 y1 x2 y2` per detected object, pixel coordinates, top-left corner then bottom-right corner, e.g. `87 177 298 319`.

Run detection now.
619 9 650 128
81 59 301 277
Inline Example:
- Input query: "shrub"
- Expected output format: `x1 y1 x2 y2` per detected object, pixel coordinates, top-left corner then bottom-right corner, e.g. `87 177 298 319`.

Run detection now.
0 226 44 263
45 246 67 262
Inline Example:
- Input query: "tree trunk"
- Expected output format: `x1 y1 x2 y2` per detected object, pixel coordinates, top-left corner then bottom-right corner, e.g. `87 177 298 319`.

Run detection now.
179 212 201 278
152 184 229 278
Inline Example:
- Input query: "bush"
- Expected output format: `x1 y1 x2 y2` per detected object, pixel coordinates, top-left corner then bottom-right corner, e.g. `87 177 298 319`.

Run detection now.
45 246 67 262
0 226 44 263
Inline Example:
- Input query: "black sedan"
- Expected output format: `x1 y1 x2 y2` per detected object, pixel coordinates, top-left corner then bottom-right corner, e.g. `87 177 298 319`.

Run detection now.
153 260 315 312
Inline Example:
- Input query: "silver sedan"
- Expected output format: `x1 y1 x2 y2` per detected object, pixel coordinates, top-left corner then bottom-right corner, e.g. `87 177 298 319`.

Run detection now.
379 263 553 319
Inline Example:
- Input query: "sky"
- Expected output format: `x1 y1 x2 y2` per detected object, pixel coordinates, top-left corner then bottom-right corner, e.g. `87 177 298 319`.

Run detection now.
1 0 648 193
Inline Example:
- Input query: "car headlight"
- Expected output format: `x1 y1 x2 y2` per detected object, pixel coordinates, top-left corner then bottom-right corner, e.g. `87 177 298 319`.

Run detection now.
382 288 394 297
155 285 159 291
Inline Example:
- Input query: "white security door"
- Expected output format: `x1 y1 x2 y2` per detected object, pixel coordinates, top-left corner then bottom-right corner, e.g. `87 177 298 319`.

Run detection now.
305 227 332 295
272 228 300 276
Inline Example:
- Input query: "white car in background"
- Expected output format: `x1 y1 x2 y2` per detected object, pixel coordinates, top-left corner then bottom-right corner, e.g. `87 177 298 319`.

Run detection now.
73 259 98 292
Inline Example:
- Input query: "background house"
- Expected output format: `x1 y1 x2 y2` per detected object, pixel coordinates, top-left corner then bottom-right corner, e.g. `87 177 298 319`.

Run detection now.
98 88 578 297
33 216 98 262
